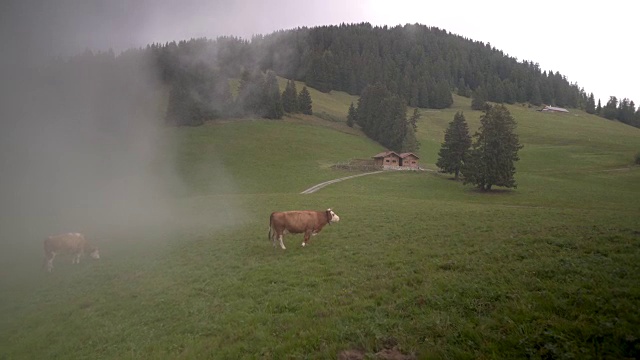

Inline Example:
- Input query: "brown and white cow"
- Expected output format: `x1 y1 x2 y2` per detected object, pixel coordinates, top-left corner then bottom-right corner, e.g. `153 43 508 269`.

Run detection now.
268 209 340 249
43 232 100 272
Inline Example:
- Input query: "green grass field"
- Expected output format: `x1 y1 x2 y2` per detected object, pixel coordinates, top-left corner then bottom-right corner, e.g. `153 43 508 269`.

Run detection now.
1 90 639 359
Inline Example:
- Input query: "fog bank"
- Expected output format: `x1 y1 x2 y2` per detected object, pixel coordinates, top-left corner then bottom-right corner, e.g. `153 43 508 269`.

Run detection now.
0 50 241 258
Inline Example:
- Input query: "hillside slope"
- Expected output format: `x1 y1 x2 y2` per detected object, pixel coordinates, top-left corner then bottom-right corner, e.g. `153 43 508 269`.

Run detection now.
1 88 639 359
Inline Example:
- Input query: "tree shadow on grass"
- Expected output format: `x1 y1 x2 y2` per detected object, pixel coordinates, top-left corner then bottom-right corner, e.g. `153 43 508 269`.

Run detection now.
465 187 516 195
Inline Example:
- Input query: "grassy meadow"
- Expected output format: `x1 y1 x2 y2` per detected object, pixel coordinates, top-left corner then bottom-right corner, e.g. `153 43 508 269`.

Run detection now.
1 90 639 359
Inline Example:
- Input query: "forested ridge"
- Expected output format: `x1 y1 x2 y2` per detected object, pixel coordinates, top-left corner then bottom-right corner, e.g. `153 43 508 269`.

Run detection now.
44 23 640 128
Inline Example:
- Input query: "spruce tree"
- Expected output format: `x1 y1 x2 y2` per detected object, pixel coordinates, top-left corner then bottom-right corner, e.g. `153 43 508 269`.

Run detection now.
530 82 543 106
356 83 390 139
431 81 454 109
436 111 471 180
380 95 409 151
456 78 469 97
356 83 418 152
602 96 618 120
347 102 357 127
237 69 265 116
166 80 202 126
462 104 523 191
471 86 489 110
298 86 313 115
263 70 284 119
586 93 596 114
409 108 420 132
281 80 298 113
402 108 421 152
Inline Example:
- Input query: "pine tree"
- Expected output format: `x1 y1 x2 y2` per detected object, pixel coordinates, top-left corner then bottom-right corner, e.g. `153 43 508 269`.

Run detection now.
586 93 596 114
347 102 357 127
380 95 408 151
602 96 618 120
298 86 313 115
617 98 636 125
456 78 469 97
166 80 202 126
263 70 284 119
462 104 523 191
281 80 298 113
356 83 390 139
530 82 542 106
164 63 231 126
409 108 420 132
355 83 418 152
402 108 421 152
436 111 471 180
471 86 489 110
431 81 454 109
237 69 265 116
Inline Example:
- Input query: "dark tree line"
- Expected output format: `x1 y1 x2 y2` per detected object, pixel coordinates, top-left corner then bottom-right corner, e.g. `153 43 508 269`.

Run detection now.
597 96 639 127
354 83 419 152
165 61 233 126
33 24 640 128
257 23 640 128
150 24 640 128
259 24 582 108
152 39 316 125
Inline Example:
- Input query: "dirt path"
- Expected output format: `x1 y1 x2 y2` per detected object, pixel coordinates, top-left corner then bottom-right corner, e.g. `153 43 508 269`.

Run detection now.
300 171 384 194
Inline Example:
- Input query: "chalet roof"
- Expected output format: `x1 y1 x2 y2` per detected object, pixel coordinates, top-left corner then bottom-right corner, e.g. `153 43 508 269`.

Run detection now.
372 151 400 158
372 151 420 159
399 152 419 159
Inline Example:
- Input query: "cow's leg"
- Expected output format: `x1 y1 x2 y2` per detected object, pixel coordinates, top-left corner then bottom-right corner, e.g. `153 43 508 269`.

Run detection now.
272 229 279 248
269 227 276 247
278 234 286 250
302 230 312 247
46 253 55 272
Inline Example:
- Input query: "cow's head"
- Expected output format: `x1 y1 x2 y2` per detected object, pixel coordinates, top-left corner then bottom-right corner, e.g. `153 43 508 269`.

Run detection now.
326 208 340 224
88 247 100 259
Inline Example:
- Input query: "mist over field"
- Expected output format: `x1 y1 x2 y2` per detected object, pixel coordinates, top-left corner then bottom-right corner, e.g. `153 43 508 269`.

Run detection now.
0 5 242 263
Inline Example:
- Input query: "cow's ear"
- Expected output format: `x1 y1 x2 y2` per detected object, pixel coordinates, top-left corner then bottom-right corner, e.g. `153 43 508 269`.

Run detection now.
326 210 331 222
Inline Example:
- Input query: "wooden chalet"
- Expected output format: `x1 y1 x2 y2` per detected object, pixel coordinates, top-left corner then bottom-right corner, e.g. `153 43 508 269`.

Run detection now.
372 151 420 170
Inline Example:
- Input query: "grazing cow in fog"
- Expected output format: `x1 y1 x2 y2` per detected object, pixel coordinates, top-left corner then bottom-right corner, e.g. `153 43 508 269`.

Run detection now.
43 233 100 272
268 209 340 249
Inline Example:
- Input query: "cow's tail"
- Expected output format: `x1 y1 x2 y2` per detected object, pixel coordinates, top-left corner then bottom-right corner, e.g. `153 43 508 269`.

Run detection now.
268 213 273 242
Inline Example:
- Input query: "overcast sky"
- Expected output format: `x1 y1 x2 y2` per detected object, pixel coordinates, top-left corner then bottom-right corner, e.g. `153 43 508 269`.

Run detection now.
3 0 638 105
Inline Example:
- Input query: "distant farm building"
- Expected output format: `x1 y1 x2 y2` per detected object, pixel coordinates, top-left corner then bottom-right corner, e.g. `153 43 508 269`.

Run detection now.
372 151 420 170
539 105 569 113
